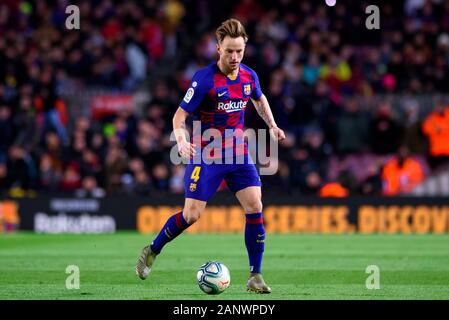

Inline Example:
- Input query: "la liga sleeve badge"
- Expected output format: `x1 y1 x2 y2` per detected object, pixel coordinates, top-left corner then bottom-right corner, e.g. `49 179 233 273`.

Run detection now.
183 88 195 103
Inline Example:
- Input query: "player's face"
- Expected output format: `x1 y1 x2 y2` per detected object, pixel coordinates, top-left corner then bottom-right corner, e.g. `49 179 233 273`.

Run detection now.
217 36 246 72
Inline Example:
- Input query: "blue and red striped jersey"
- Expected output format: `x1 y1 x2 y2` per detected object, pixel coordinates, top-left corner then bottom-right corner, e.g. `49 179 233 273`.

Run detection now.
179 62 262 161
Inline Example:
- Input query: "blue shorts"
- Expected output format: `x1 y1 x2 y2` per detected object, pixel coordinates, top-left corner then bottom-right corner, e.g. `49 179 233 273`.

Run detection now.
184 163 262 201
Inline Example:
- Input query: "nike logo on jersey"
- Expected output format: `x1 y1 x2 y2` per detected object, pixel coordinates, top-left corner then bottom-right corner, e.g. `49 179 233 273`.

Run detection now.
218 91 227 97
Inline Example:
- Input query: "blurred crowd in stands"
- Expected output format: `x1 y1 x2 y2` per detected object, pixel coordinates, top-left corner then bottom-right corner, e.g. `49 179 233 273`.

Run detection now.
0 0 449 198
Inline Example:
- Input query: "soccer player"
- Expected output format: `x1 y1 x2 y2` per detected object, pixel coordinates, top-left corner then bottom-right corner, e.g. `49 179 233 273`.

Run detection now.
136 18 285 293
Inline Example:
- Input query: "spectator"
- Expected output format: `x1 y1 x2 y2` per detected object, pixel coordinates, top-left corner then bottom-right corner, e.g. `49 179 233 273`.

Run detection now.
112 116 130 147
302 171 322 196
42 131 64 164
0 161 8 191
151 163 170 192
75 175 106 198
13 93 38 149
302 128 331 177
359 162 383 196
169 165 185 194
381 146 425 195
89 131 107 160
39 153 63 192
369 102 404 155
133 170 152 196
140 17 164 64
104 147 128 194
34 88 69 145
59 162 82 192
288 143 324 194
80 149 102 179
336 98 369 155
422 100 449 169
160 0 186 58
321 167 358 197
121 157 147 194
6 145 37 191
0 106 14 159
319 182 349 197
401 101 428 155
125 41 147 89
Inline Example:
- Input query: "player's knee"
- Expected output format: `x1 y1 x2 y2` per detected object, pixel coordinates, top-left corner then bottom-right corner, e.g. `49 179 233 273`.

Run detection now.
183 212 201 224
183 206 203 224
245 200 263 213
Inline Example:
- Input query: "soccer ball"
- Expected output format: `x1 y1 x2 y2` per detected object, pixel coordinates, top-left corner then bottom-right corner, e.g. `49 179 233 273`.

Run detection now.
196 261 231 294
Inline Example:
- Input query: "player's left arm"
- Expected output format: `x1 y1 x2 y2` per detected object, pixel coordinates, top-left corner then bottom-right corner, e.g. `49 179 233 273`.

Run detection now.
251 94 286 141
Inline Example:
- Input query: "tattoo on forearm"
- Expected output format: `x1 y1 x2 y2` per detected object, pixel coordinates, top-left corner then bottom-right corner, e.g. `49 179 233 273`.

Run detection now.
173 120 188 144
255 100 276 128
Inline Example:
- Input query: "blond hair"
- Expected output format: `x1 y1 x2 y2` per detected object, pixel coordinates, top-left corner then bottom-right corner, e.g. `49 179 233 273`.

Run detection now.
215 18 248 44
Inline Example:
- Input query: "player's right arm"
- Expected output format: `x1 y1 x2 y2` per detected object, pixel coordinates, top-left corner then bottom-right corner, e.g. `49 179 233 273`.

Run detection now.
174 68 212 159
173 107 196 158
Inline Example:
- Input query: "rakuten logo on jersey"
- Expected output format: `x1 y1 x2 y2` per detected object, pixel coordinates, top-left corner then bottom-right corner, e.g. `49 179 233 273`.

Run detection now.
217 100 247 113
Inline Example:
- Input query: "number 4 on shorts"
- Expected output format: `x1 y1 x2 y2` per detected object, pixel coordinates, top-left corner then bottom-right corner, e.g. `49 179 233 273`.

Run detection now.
191 166 201 182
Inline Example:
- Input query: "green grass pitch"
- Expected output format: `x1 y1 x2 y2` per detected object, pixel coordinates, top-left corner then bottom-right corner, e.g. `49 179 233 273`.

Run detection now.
1 232 449 300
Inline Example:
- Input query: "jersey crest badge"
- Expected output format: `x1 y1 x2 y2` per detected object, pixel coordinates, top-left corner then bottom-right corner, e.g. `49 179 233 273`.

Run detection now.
243 83 251 96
